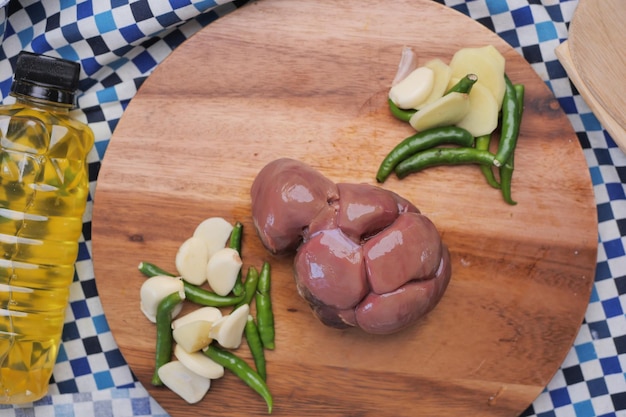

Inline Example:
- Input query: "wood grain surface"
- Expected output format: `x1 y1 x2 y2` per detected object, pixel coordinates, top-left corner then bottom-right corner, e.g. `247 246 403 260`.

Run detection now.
91 1 598 416
556 0 625 151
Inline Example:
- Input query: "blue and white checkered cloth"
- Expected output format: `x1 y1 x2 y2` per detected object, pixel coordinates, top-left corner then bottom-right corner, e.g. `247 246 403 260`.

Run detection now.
0 1 624 416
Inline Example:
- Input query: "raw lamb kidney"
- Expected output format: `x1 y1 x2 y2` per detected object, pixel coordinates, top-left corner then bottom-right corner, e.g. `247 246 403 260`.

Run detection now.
251 158 451 334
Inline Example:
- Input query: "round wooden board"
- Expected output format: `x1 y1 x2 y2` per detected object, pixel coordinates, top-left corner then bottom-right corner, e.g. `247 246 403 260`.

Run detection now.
91 1 598 416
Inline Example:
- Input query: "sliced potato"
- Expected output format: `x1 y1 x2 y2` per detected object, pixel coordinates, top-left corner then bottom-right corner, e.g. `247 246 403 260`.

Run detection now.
449 45 506 109
173 320 214 353
158 360 211 404
483 44 507 70
409 92 470 132
416 59 452 110
206 247 242 296
172 306 222 330
193 217 233 259
388 66 434 109
175 236 209 285
454 80 499 137
174 344 224 379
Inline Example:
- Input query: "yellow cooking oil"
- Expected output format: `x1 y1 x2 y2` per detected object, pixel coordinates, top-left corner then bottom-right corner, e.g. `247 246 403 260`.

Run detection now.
0 52 94 404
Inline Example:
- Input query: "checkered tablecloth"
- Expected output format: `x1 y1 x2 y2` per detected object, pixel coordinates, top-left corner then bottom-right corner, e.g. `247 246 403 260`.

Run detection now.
0 0 623 416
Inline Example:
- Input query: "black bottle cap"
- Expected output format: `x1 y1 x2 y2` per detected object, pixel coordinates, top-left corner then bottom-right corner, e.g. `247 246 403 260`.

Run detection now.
10 51 81 106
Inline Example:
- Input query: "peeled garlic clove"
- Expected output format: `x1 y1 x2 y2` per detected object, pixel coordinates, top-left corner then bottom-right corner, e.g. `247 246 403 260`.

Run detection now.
389 66 435 110
172 306 222 330
206 247 242 296
173 320 214 353
174 344 224 379
209 304 249 349
158 360 211 404
175 236 210 285
140 275 185 323
193 217 234 259
209 316 227 339
416 58 452 110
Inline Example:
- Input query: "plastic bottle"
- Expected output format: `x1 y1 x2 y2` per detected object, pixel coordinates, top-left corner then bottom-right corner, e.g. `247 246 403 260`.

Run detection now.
0 51 94 404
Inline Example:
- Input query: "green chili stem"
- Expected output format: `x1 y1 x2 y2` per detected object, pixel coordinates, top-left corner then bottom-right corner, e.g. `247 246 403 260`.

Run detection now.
152 291 183 386
445 73 478 95
204 344 273 413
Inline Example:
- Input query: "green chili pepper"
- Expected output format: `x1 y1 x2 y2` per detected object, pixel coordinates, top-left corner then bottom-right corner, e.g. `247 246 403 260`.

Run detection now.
203 344 273 413
229 221 244 296
394 148 496 179
235 266 259 309
514 84 525 116
387 98 416 122
445 73 478 95
475 134 500 189
151 291 183 386
138 261 175 277
138 261 245 307
493 74 521 167
256 262 275 350
245 315 267 381
499 83 525 205
376 126 475 183
183 281 245 307
499 154 516 205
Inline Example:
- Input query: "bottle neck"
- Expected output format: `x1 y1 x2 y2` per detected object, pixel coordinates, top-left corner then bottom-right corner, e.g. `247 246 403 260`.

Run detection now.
13 94 73 114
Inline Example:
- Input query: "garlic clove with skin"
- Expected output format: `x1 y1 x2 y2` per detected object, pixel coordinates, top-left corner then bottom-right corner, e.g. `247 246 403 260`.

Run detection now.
391 46 418 86
140 275 185 323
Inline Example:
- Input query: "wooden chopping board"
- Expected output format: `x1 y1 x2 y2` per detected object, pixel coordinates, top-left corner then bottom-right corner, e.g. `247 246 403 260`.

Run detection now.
91 0 598 416
555 0 626 150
